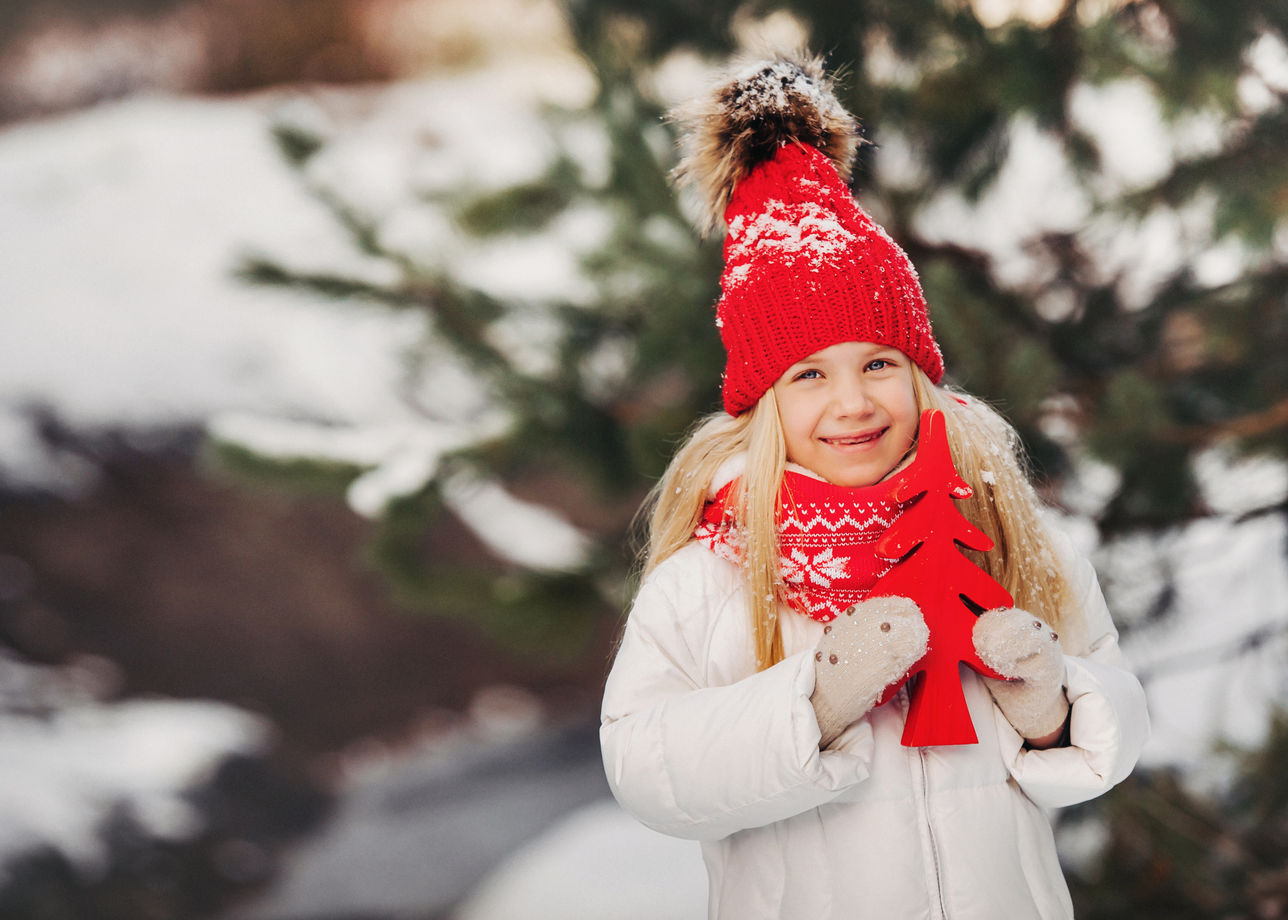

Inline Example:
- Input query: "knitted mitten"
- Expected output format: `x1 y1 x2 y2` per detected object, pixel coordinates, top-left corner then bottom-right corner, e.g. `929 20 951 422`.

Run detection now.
973 607 1070 742
810 596 929 748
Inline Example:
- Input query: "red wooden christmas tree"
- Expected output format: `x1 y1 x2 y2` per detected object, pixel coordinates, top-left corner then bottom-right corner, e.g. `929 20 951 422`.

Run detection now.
869 409 1014 746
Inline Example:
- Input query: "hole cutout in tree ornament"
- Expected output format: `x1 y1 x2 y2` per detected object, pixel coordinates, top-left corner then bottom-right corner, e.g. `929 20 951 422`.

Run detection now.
868 409 1014 746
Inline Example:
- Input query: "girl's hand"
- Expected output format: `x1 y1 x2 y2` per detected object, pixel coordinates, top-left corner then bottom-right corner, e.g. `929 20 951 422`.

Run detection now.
973 608 1070 747
811 596 929 748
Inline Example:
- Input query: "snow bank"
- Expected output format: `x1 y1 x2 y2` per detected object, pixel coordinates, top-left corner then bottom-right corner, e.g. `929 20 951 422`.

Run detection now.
0 94 424 437
0 654 268 878
1118 513 1288 775
454 799 707 920
0 69 603 567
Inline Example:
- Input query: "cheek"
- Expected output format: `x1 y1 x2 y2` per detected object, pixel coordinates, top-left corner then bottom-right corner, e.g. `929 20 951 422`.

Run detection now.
881 391 920 448
779 409 806 449
897 393 919 428
891 380 919 428
774 393 816 452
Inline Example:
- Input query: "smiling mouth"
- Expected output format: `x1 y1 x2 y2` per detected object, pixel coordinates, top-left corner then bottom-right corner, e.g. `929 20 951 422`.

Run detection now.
821 428 887 447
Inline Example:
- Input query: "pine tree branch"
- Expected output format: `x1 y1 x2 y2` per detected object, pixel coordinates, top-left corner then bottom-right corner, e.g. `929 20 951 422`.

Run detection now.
1235 498 1288 524
1125 782 1256 912
1160 398 1288 444
235 257 413 306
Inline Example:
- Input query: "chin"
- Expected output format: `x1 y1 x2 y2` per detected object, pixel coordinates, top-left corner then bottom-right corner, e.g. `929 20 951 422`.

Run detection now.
823 454 905 487
826 468 882 488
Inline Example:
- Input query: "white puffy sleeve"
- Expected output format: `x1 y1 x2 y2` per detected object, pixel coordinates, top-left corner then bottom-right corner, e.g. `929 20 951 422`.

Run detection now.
599 546 873 841
994 528 1151 807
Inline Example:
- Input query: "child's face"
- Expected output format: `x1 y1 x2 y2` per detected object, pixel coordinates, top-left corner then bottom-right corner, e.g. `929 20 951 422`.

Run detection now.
771 341 919 488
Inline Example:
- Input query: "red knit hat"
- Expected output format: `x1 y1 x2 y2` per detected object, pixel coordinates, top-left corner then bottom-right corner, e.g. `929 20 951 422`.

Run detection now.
671 55 944 415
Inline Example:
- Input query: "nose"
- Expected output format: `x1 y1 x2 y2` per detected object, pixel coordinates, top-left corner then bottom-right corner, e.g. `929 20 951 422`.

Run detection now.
832 376 875 417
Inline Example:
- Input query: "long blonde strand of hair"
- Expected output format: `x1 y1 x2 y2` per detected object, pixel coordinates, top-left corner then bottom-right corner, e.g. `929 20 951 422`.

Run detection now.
642 411 753 577
638 397 787 670
741 391 788 670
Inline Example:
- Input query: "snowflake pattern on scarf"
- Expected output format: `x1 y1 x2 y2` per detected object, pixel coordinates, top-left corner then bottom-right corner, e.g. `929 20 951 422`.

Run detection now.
695 470 909 622
781 546 849 588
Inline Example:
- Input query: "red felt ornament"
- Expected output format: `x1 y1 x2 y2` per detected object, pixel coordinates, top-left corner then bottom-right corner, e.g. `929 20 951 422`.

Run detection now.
868 409 1013 746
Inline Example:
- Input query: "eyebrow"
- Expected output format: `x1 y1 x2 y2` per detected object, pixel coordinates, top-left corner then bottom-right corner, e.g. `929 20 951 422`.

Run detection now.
787 345 902 373
786 359 822 374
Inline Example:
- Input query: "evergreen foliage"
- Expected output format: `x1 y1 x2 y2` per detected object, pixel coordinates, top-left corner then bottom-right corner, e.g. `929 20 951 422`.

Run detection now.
1064 708 1288 917
230 0 1288 646
229 3 1288 909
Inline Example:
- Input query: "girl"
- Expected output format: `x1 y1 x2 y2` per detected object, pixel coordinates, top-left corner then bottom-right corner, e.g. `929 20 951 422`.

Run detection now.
599 54 1149 919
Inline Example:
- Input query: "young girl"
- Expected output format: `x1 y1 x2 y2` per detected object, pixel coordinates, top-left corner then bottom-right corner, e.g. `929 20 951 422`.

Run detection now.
599 54 1149 918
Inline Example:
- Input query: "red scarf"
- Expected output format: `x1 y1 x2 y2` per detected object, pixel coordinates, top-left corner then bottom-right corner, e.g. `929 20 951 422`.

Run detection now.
695 470 909 622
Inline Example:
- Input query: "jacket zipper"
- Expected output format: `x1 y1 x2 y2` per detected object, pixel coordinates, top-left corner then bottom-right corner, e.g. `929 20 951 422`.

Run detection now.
902 687 949 918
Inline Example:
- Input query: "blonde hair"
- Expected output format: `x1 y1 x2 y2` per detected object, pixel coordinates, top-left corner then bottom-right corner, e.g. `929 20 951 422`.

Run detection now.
638 368 1083 670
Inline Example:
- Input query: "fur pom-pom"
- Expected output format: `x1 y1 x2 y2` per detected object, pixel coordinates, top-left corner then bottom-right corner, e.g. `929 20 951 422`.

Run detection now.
669 53 863 236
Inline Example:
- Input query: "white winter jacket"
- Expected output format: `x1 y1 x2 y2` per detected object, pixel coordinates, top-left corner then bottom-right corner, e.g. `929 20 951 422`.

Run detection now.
600 528 1149 919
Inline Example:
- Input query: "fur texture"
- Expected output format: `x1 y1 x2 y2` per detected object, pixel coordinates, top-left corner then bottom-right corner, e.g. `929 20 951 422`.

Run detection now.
669 53 863 236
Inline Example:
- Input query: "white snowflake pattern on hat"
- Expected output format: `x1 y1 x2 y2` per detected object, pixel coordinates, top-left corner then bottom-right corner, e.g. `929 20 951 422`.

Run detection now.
725 197 858 283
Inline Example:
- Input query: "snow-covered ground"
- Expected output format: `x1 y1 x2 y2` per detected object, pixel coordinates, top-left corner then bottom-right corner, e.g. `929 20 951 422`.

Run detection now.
0 652 268 880
2 52 1287 919
0 67 607 571
455 799 707 920
0 65 603 905
0 92 414 465
222 717 616 920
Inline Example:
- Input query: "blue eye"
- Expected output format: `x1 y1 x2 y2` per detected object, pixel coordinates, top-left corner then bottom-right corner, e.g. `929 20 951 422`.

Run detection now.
867 357 897 372
794 369 822 381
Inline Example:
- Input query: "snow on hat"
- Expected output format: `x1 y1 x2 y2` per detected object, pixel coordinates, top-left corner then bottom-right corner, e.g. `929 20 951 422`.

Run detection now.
670 54 944 416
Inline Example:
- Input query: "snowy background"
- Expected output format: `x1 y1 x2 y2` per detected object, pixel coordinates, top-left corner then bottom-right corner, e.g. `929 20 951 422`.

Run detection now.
2 0 1287 917
0 19 694 916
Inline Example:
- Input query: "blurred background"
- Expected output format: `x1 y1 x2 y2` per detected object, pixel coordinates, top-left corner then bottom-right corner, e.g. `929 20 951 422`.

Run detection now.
1 0 1286 917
